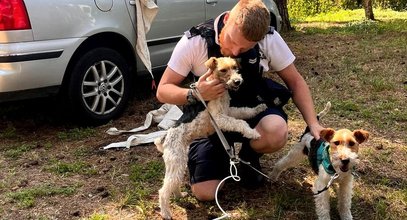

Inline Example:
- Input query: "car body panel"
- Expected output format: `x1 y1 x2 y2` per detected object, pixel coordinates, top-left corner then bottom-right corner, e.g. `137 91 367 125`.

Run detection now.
0 0 281 122
0 38 85 92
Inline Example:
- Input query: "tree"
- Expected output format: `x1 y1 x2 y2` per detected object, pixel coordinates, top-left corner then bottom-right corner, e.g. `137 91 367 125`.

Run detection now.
363 0 375 20
275 0 293 31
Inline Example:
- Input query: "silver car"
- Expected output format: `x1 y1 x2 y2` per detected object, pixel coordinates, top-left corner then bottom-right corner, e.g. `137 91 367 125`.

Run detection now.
0 0 281 124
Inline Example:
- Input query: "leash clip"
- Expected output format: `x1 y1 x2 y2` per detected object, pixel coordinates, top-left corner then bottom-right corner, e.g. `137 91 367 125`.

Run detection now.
327 173 339 188
314 172 339 196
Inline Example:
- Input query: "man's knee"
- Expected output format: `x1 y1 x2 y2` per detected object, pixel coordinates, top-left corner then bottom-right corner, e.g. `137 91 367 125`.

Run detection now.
270 123 288 148
191 180 221 201
254 115 288 152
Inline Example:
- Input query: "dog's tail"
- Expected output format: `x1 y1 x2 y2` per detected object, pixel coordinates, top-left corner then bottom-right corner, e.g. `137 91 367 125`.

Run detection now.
299 102 331 140
154 135 166 153
317 101 331 120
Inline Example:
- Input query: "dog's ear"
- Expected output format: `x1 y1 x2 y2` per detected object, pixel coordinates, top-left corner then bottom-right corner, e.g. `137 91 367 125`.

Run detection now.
353 129 369 144
320 128 335 142
205 57 217 70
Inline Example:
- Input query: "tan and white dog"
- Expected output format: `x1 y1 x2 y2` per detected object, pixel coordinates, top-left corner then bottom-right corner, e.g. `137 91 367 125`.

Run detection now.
155 57 267 219
270 102 369 220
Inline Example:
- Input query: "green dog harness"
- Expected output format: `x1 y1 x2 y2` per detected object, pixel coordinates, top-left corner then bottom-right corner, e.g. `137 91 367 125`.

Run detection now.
308 139 336 175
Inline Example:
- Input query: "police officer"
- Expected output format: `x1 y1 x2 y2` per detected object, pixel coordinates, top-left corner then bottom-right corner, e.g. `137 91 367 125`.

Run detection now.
156 0 324 201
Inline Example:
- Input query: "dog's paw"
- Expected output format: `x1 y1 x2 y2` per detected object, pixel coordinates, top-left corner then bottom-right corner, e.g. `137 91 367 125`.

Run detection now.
174 191 188 198
255 104 268 113
244 129 261 139
160 210 172 220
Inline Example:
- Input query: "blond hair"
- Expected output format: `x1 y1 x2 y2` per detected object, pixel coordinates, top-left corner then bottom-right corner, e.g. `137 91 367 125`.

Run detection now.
229 0 270 42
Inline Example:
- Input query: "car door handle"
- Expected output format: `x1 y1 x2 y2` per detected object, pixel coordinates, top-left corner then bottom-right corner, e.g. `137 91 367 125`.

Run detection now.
130 0 157 5
206 0 218 5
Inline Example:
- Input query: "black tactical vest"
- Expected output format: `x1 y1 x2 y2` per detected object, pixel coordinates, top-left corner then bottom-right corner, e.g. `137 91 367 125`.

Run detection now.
187 15 274 108
178 16 291 125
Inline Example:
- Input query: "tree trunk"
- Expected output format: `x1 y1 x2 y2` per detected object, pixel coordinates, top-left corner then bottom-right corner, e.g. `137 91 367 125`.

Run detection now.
275 0 292 32
363 0 375 20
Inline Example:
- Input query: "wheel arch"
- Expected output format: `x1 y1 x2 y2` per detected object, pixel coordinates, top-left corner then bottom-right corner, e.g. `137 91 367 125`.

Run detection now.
60 32 137 94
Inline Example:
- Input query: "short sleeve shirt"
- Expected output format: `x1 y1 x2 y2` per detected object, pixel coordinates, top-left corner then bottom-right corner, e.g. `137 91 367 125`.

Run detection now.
167 12 296 78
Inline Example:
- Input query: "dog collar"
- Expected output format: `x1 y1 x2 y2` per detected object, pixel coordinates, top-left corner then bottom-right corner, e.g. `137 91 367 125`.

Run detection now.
317 141 336 175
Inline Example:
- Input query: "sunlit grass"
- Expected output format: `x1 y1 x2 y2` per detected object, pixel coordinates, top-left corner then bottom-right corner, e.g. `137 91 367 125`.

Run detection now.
295 8 407 22
292 9 407 34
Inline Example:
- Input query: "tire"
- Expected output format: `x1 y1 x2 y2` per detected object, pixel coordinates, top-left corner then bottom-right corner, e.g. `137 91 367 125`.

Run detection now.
68 47 132 125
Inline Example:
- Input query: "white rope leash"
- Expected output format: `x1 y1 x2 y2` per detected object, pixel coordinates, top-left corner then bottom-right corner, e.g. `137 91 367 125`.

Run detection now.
213 159 241 220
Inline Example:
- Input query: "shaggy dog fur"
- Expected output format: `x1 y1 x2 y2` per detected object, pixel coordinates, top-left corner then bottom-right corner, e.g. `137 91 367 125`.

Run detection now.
270 102 369 220
155 57 267 219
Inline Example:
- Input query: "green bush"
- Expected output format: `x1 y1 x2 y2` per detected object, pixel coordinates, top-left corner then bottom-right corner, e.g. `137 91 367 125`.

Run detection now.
337 0 362 10
376 0 407 11
288 0 340 18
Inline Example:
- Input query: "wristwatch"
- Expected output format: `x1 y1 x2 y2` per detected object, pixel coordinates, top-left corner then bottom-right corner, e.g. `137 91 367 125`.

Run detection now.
186 89 198 104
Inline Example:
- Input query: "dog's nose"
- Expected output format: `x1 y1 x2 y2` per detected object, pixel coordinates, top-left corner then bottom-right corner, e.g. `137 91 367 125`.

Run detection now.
233 79 242 86
341 159 350 165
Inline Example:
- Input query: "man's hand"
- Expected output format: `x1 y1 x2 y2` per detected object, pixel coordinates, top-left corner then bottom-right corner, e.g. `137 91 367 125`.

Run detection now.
309 123 324 140
195 69 226 101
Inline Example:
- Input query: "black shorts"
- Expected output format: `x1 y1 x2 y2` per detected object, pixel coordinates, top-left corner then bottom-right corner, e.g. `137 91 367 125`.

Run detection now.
188 106 287 184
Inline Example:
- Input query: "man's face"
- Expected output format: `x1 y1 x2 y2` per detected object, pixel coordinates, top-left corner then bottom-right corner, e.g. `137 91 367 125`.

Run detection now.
219 22 257 57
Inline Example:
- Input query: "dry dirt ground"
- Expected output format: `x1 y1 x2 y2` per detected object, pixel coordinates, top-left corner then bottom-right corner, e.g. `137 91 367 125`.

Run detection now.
0 31 406 220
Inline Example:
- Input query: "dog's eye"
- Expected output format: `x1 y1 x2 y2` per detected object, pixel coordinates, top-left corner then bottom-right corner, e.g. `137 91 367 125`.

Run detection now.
220 69 227 73
333 141 340 145
348 141 355 147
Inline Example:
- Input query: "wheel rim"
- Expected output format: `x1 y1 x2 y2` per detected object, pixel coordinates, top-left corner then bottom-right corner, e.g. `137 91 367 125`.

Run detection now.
81 60 125 115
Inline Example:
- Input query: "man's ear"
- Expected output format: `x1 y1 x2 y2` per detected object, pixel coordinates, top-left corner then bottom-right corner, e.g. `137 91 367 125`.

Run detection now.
320 128 335 142
353 129 369 144
223 12 229 23
205 57 218 70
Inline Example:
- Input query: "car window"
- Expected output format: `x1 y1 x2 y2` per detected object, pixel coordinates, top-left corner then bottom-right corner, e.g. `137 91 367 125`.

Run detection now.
147 1 205 41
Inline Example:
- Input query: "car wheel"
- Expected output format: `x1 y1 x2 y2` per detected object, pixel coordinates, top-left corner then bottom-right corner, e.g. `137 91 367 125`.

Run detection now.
68 47 132 124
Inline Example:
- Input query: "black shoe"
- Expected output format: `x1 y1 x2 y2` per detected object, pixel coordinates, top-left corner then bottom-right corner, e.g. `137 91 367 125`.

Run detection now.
238 141 265 189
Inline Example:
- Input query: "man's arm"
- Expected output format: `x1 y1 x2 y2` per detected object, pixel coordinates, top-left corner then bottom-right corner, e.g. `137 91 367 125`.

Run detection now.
156 67 189 105
277 63 324 139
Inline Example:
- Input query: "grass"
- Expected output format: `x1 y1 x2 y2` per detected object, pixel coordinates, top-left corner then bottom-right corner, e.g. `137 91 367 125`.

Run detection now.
0 124 17 139
7 184 77 208
292 9 407 34
84 213 110 220
3 143 36 159
57 127 97 140
47 160 97 176
286 9 407 142
128 160 164 201
0 8 406 220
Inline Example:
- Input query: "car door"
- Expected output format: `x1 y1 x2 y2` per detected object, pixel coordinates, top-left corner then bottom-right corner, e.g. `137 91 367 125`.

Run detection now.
205 0 236 20
125 0 205 71
124 0 237 73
